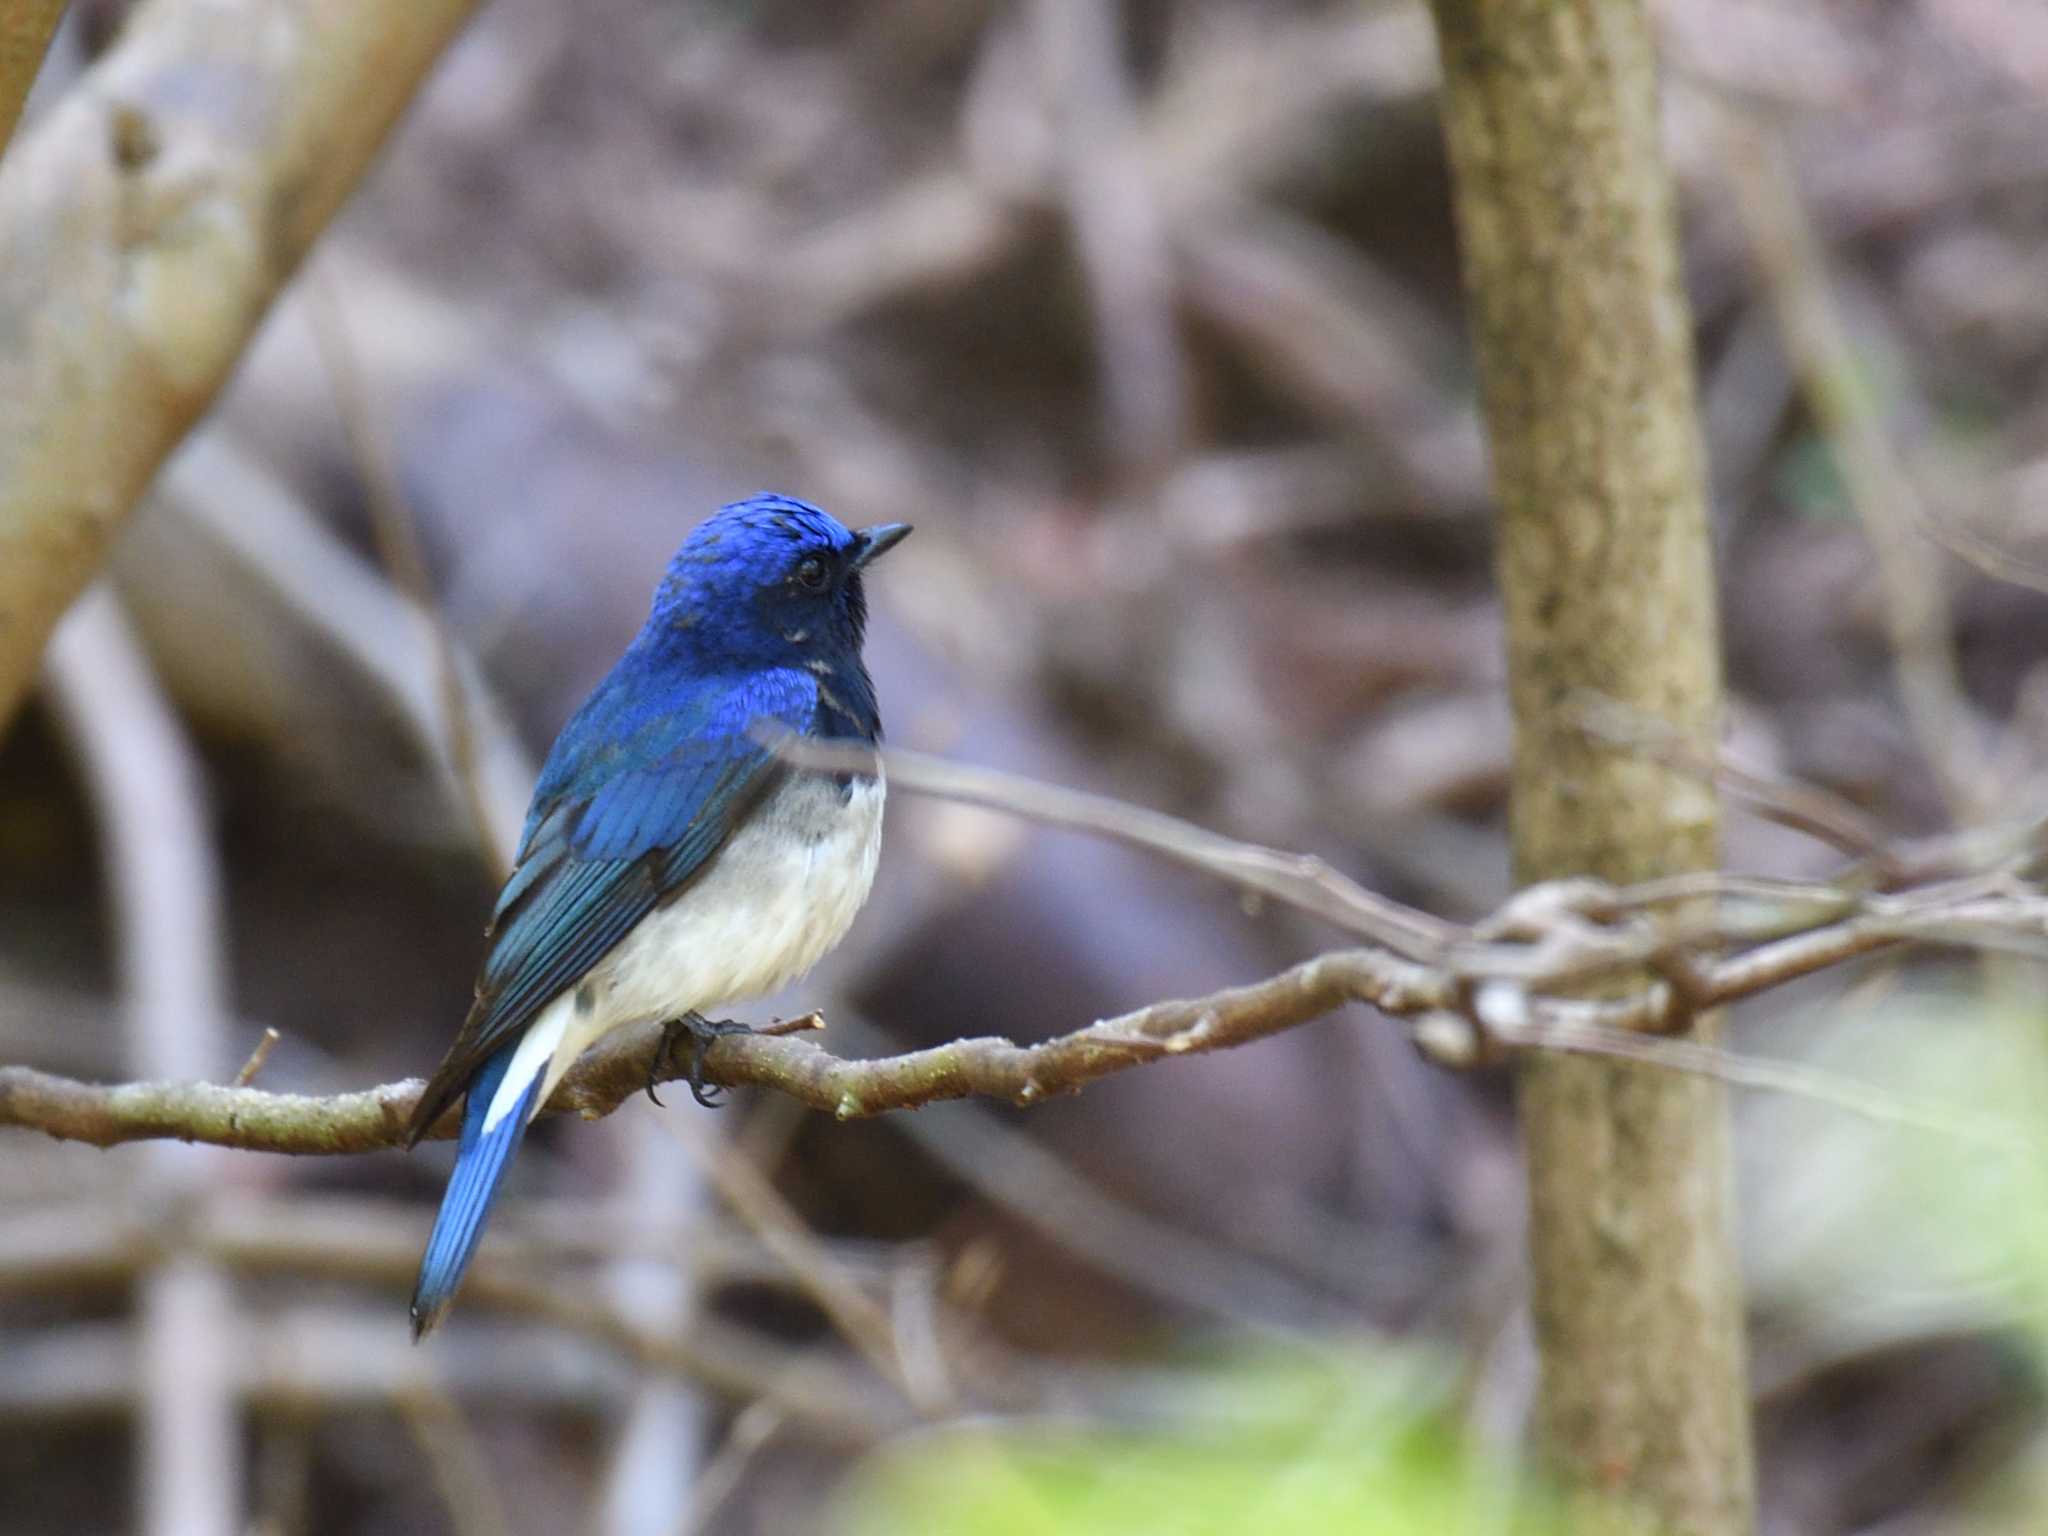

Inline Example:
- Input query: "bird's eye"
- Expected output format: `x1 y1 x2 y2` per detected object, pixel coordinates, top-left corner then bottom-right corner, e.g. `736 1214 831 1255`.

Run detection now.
795 555 830 592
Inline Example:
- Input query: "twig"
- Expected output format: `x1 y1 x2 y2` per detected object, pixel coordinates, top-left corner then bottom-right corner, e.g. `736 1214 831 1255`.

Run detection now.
1570 693 1899 874
673 1403 784 1536
0 1192 945 1429
765 733 1461 959
1465 1004 2022 1150
1174 203 1483 509
1723 119 1994 823
233 1028 281 1088
160 432 535 860
224 1206 913 1431
392 1385 515 1536
6 874 2039 1156
1913 485 2048 603
0 952 1416 1151
303 268 514 878
0 1191 907 1302
6 744 2045 1155
832 1009 1349 1327
656 1109 941 1413
783 736 2048 988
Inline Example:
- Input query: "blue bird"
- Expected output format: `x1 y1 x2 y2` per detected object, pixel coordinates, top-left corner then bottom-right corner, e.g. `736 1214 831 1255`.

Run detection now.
404 494 910 1338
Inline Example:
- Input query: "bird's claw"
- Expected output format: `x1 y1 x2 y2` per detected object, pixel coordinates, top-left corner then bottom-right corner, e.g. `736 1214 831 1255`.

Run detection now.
648 1012 753 1109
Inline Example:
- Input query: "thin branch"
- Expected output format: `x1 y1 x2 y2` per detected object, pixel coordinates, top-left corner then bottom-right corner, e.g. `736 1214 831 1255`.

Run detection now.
0 953 1419 1152
232 1028 282 1088
392 1386 516 1536
1912 484 2048 602
674 1403 784 1536
1723 118 1994 823
6 869 2041 1156
208 1202 913 1431
654 1109 940 1412
5 742 2044 1155
4 1298 895 1440
767 733 1461 959
1570 692 1899 875
303 268 515 878
1174 203 1483 509
161 432 536 861
1441 994 2024 1149
1577 695 2048 890
0 1195 1025 1432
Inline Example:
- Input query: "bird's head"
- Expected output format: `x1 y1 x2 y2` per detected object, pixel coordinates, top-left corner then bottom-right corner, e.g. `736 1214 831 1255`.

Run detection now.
650 494 911 671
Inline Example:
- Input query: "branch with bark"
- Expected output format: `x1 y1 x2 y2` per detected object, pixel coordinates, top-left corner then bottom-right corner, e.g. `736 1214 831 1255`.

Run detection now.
0 0 63 160
4 836 2039 1155
0 0 478 729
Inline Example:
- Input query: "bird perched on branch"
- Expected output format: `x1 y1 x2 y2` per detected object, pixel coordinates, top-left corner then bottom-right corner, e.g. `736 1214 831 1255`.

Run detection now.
404 495 910 1338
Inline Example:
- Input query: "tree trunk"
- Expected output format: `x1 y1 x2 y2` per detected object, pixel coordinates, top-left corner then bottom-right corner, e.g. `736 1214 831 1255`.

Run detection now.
0 1 64 162
0 0 476 731
1425 2 1755 1532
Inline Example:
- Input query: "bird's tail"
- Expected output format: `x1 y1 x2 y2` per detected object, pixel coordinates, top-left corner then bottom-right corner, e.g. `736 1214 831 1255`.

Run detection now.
410 1043 543 1340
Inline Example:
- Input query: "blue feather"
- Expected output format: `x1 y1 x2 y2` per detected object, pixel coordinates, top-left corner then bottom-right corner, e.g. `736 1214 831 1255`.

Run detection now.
405 495 908 1336
410 1045 542 1339
457 669 818 1062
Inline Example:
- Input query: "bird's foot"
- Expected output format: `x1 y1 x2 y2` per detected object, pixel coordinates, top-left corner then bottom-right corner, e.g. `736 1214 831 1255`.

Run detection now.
648 1012 754 1109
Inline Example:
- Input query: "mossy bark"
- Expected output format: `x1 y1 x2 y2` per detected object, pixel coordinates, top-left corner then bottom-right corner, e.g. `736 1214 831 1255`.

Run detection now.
1426 2 1755 1532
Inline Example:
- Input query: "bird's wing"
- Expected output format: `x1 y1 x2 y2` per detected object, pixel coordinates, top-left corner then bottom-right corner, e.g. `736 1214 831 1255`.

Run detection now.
405 666 817 1142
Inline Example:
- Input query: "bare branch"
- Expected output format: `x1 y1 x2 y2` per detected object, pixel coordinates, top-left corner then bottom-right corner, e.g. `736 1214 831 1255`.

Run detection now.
6 862 2043 1156
1570 693 1899 874
303 268 517 879
160 432 537 860
1474 1010 2022 1150
0 952 1420 1152
652 1109 940 1412
1723 119 1994 822
4 726 2042 1158
766 733 1462 959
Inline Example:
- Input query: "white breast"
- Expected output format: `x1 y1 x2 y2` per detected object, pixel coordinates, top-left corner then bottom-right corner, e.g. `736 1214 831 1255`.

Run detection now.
595 771 886 1022
487 772 885 1130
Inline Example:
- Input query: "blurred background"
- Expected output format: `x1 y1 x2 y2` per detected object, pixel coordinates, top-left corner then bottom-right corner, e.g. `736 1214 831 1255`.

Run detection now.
8 0 2048 1531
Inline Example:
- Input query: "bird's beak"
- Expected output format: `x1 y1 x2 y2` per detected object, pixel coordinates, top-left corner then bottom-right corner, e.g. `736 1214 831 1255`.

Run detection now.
850 522 912 569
